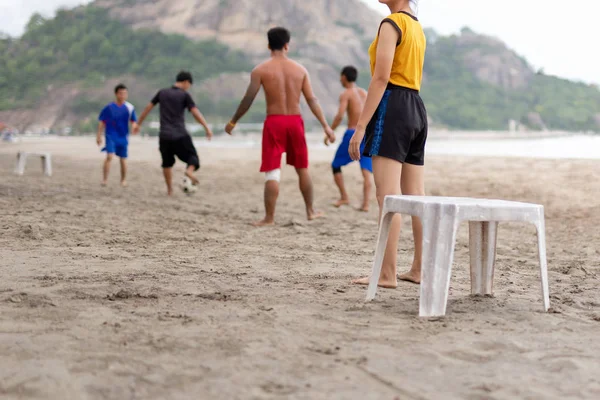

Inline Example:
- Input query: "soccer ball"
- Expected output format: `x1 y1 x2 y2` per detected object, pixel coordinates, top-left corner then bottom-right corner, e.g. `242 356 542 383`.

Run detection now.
182 177 198 194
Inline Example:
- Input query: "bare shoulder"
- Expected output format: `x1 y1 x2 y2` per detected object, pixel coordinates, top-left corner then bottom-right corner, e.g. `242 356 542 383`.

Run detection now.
340 89 352 100
252 59 271 75
286 58 308 75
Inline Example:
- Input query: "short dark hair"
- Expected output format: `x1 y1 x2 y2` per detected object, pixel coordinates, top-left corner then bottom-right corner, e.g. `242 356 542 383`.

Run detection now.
268 27 291 51
176 71 193 84
341 66 358 82
114 83 127 94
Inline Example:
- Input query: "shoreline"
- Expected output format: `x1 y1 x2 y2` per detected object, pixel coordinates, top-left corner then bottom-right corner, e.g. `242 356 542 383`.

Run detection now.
7 128 583 141
3 132 600 162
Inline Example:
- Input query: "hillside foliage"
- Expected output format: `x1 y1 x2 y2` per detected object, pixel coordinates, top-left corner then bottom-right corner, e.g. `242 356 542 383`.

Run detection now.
1 7 599 131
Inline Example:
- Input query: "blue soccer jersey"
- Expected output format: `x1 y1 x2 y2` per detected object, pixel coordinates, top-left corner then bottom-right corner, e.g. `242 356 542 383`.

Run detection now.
99 102 137 158
99 102 137 142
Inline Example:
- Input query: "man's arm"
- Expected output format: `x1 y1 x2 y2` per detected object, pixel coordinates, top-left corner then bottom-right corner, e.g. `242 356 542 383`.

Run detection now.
130 121 139 135
302 71 335 142
97 106 107 145
331 93 348 131
134 103 155 133
96 121 104 146
225 69 262 134
130 109 139 135
191 107 213 140
135 91 160 134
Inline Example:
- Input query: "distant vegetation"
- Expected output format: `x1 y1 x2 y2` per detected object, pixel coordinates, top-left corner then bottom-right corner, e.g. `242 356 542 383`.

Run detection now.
358 30 600 132
0 7 251 114
419 30 600 131
1 6 599 131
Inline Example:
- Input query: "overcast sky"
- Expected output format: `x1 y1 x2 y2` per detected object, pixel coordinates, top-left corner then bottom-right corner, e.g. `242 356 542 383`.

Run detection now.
0 0 597 84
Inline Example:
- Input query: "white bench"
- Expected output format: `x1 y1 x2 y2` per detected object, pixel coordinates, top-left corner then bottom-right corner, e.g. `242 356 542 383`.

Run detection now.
14 152 52 177
366 196 549 317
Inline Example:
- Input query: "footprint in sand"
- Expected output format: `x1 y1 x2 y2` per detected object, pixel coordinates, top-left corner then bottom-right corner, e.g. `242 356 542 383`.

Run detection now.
260 382 297 395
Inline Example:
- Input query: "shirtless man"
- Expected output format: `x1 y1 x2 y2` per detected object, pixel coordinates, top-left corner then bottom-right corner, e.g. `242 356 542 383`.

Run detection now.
225 27 335 226
328 66 372 211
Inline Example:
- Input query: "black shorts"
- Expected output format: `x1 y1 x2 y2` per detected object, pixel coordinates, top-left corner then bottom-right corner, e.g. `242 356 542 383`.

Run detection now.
159 136 200 170
363 84 428 166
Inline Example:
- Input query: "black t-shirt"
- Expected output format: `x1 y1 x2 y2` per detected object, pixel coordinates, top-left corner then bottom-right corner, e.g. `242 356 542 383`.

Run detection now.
151 86 196 140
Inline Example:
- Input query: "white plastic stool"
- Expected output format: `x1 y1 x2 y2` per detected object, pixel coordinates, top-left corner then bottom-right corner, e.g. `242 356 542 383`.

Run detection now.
366 196 550 317
15 152 52 177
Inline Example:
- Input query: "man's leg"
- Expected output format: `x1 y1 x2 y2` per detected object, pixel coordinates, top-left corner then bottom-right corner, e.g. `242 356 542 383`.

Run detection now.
185 165 199 185
180 137 200 185
398 163 425 284
360 168 373 212
253 170 280 227
119 158 127 187
159 139 176 196
296 168 324 221
352 156 402 288
284 115 323 221
116 144 128 187
102 153 113 186
331 132 353 207
163 167 173 196
332 166 350 207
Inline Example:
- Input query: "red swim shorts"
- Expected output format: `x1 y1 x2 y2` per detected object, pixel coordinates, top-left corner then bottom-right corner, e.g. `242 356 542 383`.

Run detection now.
260 115 308 172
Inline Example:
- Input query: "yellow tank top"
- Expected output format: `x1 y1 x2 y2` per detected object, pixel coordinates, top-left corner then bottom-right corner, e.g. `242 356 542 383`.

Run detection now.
369 11 426 91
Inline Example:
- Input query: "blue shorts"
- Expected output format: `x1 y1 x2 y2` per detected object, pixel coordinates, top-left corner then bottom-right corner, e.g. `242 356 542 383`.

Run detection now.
102 135 128 158
332 129 372 173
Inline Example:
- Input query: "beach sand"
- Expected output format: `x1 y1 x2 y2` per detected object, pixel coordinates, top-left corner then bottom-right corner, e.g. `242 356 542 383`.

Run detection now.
1 137 599 399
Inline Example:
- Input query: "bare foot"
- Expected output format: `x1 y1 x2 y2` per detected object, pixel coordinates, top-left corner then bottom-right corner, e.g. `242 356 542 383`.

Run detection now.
399 270 421 284
352 276 398 289
185 171 200 185
357 205 369 213
101 181 107 187
307 210 325 221
120 181 128 188
332 199 350 208
252 219 275 227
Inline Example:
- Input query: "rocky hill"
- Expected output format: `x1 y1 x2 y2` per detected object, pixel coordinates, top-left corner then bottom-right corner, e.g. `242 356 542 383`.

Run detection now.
0 1 599 133
94 0 381 126
96 0 378 65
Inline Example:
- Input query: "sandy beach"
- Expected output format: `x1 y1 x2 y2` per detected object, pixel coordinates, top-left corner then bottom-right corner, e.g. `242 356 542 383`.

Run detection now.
1 136 599 399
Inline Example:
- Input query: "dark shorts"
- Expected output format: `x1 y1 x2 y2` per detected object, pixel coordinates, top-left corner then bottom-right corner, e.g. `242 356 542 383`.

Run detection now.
159 135 200 170
363 84 428 166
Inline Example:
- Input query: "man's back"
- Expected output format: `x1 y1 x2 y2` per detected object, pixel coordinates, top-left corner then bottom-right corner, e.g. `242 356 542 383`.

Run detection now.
151 86 195 139
345 87 367 130
257 57 306 116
